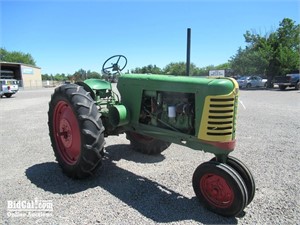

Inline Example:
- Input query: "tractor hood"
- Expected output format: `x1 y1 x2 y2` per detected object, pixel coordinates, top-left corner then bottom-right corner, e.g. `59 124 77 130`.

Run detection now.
118 74 237 96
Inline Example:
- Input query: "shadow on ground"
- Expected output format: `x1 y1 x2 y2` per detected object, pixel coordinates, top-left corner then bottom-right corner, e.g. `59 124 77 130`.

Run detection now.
26 144 238 224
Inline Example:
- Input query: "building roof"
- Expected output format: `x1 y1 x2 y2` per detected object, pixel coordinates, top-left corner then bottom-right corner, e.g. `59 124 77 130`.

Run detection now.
0 61 41 69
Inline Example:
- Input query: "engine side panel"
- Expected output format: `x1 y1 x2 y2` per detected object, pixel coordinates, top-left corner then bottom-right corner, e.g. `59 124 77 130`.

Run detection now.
117 74 239 152
139 91 195 135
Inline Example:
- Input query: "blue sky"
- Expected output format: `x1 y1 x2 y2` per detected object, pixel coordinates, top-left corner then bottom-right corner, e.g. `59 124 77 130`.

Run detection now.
1 0 300 75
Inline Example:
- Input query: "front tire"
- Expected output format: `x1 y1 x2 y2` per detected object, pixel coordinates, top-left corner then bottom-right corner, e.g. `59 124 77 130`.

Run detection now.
192 161 248 217
126 131 171 155
48 84 105 179
211 156 255 205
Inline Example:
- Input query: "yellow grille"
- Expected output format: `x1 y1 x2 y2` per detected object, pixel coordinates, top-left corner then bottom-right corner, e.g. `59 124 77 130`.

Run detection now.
198 92 237 142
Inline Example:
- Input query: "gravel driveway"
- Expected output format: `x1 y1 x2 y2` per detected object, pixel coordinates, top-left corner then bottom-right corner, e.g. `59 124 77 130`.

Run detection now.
1 86 299 225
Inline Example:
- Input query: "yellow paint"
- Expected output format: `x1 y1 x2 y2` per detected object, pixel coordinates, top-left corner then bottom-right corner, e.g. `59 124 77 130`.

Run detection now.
198 79 239 142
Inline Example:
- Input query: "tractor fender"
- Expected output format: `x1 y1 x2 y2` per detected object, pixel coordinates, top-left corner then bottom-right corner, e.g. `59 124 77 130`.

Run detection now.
76 81 96 100
76 79 112 100
84 79 112 91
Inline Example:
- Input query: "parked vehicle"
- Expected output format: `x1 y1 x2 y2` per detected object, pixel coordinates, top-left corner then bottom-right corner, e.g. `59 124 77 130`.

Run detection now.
274 74 300 90
48 55 255 217
0 79 19 98
237 76 267 89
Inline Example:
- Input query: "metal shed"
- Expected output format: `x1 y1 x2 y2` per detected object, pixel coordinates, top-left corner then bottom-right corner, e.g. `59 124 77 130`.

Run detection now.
0 62 42 89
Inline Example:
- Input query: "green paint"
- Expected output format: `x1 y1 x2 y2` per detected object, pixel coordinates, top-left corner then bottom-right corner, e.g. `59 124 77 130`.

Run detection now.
83 74 238 155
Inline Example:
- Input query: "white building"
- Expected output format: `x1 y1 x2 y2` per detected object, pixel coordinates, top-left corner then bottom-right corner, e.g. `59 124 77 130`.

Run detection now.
0 62 42 89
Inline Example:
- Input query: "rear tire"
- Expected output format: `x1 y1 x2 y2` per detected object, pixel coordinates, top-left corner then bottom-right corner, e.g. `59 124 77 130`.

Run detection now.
126 131 171 155
48 84 105 179
279 85 287 90
295 82 299 90
4 93 12 98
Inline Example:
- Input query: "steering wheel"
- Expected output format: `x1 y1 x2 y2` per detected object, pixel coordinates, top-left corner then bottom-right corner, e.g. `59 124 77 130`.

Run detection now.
102 55 127 75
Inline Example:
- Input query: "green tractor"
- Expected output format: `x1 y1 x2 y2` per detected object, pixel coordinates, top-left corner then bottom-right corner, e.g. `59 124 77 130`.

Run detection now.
48 55 255 217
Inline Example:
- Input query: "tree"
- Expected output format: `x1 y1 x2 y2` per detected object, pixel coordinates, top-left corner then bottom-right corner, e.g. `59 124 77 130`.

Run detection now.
67 69 101 82
42 73 52 80
131 64 163 74
72 69 87 81
163 62 186 75
230 18 300 87
0 48 36 66
230 47 269 75
53 73 66 81
86 70 101 79
215 62 231 70
276 18 300 75
163 62 201 76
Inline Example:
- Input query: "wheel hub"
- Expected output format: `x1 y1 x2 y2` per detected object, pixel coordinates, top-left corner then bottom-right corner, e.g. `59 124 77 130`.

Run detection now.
53 101 81 165
59 118 73 148
200 174 234 208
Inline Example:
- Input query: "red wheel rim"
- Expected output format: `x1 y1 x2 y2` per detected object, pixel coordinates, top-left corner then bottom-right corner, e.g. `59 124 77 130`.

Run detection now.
53 101 81 165
200 173 234 208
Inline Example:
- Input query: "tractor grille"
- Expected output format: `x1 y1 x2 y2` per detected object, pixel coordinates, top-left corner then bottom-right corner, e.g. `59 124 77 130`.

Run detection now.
198 94 237 142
